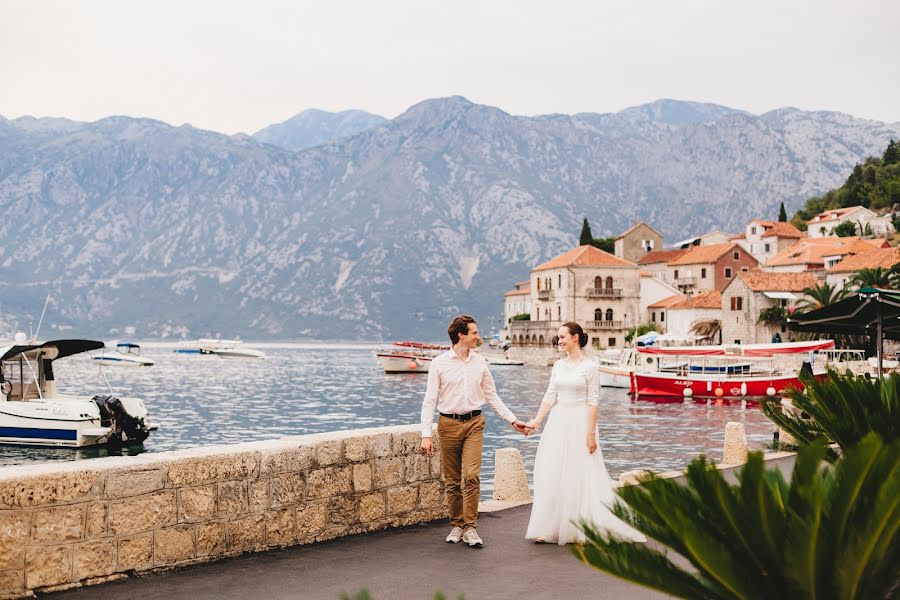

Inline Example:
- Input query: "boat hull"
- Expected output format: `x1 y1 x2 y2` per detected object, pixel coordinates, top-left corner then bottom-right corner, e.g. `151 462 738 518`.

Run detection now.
93 356 155 367
377 354 432 373
0 398 110 447
632 371 822 400
598 366 633 389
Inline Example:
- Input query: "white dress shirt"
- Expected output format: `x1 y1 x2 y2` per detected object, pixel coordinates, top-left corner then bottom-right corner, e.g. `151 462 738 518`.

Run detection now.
420 349 517 437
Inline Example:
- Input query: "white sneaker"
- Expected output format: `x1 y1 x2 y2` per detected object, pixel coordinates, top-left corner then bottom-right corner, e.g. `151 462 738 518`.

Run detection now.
445 526 464 543
462 528 483 548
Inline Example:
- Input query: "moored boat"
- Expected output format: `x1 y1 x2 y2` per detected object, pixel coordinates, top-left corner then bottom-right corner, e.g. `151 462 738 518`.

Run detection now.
93 342 155 367
376 341 447 374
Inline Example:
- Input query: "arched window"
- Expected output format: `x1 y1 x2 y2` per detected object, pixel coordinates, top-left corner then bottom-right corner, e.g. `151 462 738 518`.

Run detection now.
605 276 614 289
594 276 602 289
606 308 614 321
594 308 602 321
536 278 541 291
538 335 545 346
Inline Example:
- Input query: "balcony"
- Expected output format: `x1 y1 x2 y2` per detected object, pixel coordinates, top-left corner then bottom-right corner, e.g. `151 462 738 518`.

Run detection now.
586 287 622 298
585 320 625 330
675 276 697 287
537 290 554 301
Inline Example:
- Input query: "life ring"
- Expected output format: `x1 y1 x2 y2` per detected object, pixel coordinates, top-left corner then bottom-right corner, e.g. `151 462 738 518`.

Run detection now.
0 381 11 396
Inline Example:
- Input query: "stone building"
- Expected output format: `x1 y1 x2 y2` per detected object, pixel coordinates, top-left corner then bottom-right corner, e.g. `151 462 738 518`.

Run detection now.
734 219 803 264
763 236 889 275
660 290 723 343
639 272 681 327
672 231 733 249
636 248 688 285
825 246 900 290
614 222 663 264
509 245 640 350
667 242 759 295
806 205 890 237
720 272 818 345
501 280 532 341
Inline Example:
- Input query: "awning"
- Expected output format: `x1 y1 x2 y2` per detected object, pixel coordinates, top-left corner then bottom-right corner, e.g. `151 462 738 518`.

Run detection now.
0 339 105 362
763 291 797 300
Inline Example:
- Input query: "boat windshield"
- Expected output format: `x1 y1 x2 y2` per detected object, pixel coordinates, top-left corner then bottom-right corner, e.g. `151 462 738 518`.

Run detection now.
1 355 43 401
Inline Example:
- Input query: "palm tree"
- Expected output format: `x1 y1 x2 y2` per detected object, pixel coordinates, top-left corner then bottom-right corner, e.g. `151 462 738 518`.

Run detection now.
757 306 788 326
689 319 721 343
762 369 900 461
573 434 900 599
851 267 894 290
795 281 849 312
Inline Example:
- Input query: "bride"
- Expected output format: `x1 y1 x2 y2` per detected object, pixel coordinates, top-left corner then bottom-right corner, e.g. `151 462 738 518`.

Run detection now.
524 321 646 545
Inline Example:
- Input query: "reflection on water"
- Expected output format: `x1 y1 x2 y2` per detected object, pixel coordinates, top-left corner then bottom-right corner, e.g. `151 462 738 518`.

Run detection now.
0 344 776 494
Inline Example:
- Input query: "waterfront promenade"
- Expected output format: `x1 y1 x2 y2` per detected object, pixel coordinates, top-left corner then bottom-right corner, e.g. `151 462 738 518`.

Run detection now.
45 504 668 600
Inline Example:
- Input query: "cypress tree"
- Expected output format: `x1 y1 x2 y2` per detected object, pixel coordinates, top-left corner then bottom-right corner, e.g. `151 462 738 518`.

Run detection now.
778 201 787 222
580 218 594 246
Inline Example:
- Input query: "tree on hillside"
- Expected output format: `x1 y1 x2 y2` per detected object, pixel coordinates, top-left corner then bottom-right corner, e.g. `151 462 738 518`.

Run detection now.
580 218 594 246
833 221 858 237
778 201 787 222
884 138 900 166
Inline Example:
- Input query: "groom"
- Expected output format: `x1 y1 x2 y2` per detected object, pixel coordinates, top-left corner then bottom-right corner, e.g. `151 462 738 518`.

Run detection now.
421 315 529 548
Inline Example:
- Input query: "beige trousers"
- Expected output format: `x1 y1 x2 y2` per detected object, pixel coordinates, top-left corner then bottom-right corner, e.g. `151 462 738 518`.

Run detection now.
437 414 484 529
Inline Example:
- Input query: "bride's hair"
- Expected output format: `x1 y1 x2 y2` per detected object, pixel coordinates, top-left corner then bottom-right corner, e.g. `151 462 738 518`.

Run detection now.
561 321 588 348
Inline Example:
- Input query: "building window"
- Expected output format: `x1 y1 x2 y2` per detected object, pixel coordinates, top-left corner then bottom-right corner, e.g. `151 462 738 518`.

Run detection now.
701 268 707 279
594 308 602 321
608 337 616 347
660 311 665 322
674 269 679 279
536 278 541 290
725 267 733 278
557 306 561 320
751 227 757 235
781 299 788 308
594 276 602 289
605 308 614 321
734 339 741 344
605 276 613 289
741 266 749 272
730 297 743 310
733 251 740 260
651 312 656 322
764 243 770 253
558 274 562 288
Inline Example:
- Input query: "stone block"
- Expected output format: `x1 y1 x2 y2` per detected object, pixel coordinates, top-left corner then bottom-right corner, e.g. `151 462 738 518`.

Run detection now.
270 473 305 507
367 433 392 458
84 502 108 539
372 458 404 489
217 481 248 517
295 502 328 538
359 493 385 522
225 514 264 552
117 533 153 571
105 466 166 498
195 522 226 558
404 455 431 482
73 539 115 581
392 431 421 456
249 479 269 512
315 440 343 466
723 421 749 465
0 570 24 597
31 505 84 544
343 437 367 462
352 463 372 493
429 453 442 478
326 495 358 528
0 511 29 570
492 447 531 502
179 484 216 523
154 525 195 565
387 485 418 514
109 491 176 536
0 471 102 508
417 481 444 509
166 452 259 487
265 508 295 546
618 470 653 487
307 467 352 499
260 445 315 475
25 545 71 589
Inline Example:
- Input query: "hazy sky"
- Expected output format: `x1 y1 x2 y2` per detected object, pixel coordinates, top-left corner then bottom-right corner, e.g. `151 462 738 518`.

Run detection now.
2 0 898 134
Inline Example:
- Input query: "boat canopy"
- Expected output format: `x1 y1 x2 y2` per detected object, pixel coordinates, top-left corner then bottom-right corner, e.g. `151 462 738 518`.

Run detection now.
116 342 140 348
638 339 834 357
0 339 105 362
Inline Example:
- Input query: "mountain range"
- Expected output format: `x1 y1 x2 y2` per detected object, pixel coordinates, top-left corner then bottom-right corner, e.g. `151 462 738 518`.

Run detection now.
1 97 898 340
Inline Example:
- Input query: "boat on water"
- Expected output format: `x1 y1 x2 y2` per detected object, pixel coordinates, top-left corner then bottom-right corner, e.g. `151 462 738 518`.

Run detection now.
597 348 638 388
174 339 265 359
631 340 835 400
93 342 155 367
376 341 448 373
0 338 159 448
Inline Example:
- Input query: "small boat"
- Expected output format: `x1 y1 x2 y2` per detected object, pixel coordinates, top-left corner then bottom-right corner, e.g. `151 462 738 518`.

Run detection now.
598 348 638 388
485 356 524 366
174 339 265 359
0 338 159 448
93 342 155 367
376 341 447 374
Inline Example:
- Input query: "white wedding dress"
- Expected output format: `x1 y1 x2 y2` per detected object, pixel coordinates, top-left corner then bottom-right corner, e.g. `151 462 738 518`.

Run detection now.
525 357 646 545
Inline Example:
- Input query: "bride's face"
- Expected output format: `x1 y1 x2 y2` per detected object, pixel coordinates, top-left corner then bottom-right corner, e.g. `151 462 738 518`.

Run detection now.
557 327 578 353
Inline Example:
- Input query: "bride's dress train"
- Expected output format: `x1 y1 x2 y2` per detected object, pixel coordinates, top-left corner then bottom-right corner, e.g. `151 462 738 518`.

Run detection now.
525 358 646 545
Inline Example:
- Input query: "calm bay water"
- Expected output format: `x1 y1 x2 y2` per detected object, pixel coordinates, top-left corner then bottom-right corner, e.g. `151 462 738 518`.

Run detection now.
0 343 776 493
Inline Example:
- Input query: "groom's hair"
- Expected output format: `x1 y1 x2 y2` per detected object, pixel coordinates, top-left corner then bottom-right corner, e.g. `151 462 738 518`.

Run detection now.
448 315 476 344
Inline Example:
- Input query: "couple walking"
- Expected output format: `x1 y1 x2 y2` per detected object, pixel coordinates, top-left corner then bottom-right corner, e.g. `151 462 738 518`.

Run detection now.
420 315 645 548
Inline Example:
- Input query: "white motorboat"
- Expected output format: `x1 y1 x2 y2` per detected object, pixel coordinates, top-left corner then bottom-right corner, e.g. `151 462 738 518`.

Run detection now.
0 338 159 448
597 348 638 388
174 339 265 359
93 342 155 367
376 341 447 374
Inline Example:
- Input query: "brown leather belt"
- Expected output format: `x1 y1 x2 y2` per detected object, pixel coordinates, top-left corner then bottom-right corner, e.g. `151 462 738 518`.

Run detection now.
439 410 482 421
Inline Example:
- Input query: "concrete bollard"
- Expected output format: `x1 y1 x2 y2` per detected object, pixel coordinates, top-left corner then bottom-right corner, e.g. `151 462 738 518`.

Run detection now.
723 421 749 465
492 447 532 502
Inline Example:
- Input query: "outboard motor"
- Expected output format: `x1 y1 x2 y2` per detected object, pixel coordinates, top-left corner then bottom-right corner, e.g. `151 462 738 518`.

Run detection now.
93 395 149 448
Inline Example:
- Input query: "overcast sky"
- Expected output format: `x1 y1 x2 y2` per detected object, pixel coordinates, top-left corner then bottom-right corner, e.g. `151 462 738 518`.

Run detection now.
2 0 898 134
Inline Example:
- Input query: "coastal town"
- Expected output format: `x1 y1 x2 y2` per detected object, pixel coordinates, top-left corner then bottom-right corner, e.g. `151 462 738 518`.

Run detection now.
503 204 900 355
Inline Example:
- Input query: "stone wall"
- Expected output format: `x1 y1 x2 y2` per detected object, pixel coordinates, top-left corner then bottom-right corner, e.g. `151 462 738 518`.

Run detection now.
0 425 444 599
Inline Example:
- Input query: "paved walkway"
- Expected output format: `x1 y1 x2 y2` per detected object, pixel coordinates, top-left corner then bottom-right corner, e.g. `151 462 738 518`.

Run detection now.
46 505 670 600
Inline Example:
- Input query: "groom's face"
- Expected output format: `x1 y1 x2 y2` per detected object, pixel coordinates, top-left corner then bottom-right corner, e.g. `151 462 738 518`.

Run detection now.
459 323 480 349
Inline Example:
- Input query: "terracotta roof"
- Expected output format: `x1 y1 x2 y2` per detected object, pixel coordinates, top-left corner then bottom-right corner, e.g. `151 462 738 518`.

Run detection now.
765 237 889 267
648 294 685 309
637 249 688 265
670 290 722 310
827 247 900 274
736 271 819 292
504 287 530 297
731 233 747 240
639 270 653 277
532 245 636 271
761 222 803 238
669 243 747 266
811 205 866 221
615 222 662 240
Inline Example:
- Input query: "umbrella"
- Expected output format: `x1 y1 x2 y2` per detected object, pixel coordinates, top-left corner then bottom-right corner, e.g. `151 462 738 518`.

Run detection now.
635 331 660 346
787 287 900 377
